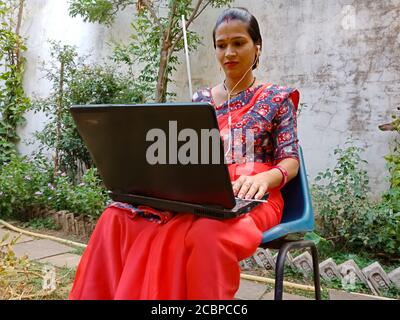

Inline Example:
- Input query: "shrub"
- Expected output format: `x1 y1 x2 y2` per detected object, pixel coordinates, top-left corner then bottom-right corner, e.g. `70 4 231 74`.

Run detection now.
31 41 147 180
0 0 30 165
0 154 52 218
0 155 110 220
50 168 110 218
312 141 400 258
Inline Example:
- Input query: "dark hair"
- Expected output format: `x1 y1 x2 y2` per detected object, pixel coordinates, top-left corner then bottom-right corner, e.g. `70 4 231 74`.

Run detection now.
212 7 262 69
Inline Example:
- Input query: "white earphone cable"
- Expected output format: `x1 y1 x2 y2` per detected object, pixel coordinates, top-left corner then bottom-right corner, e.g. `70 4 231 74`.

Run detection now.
224 54 259 160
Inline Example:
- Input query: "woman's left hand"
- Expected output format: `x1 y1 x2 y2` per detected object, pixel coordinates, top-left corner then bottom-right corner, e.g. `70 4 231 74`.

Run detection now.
232 172 269 200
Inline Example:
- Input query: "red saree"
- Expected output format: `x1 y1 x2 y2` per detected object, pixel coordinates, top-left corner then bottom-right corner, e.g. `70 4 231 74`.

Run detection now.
69 84 289 300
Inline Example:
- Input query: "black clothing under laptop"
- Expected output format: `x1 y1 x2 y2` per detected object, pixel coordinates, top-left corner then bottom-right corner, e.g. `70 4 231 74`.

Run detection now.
70 103 268 219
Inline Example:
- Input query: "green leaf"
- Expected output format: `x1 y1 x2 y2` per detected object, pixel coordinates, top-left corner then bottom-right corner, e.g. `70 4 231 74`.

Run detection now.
304 232 322 245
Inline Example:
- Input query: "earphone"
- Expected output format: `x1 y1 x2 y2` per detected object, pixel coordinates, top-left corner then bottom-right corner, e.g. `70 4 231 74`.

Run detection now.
255 44 261 68
224 46 261 160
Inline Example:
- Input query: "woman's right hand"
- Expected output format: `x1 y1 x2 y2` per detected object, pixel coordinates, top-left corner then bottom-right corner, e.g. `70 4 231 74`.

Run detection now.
232 172 270 200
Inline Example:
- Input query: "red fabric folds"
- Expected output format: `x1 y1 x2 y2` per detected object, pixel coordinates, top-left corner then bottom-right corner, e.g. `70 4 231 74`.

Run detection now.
69 163 283 300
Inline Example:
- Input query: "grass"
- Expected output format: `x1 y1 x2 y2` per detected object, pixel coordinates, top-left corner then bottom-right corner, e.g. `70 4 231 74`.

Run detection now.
0 230 76 300
0 260 76 300
72 246 86 256
21 217 61 231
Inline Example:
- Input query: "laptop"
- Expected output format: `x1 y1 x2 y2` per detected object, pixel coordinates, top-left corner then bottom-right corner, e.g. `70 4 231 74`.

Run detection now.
70 103 268 219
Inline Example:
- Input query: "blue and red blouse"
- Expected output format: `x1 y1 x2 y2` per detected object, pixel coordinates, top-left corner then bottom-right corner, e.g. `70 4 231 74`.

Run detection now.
192 84 300 164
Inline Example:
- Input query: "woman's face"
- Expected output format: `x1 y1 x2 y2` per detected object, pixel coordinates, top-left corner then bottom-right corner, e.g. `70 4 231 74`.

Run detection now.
214 19 258 79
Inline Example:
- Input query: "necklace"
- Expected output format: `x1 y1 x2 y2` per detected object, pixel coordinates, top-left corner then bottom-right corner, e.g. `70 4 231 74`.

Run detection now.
223 77 256 97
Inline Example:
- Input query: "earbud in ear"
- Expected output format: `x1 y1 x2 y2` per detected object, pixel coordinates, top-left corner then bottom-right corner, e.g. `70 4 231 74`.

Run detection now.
254 45 261 60
253 45 261 68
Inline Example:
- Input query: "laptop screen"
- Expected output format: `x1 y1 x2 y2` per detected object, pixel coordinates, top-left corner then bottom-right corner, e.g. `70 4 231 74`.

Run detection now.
70 103 236 208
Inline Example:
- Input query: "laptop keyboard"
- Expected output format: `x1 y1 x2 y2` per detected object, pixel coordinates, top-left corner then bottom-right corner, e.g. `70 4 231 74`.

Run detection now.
232 196 268 210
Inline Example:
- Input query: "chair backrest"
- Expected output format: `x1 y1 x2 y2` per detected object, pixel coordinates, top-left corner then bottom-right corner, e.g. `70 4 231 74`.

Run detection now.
261 146 315 243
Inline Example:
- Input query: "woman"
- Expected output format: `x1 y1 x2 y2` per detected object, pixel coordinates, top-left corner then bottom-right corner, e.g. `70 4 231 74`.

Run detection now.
69 7 300 300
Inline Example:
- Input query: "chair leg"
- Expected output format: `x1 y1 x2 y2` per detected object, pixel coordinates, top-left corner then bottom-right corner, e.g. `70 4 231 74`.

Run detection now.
274 243 292 300
272 240 321 300
310 243 322 300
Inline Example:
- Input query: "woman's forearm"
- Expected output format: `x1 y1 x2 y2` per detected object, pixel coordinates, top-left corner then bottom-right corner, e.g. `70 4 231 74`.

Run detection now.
260 158 300 190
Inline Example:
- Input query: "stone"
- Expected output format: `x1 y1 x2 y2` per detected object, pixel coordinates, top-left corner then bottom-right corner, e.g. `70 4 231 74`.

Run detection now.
319 258 342 282
286 253 295 269
73 220 78 235
0 228 34 244
235 279 267 300
293 251 313 274
261 291 312 300
338 259 368 287
88 222 97 235
78 219 85 236
47 209 57 216
38 207 48 217
273 252 295 270
328 289 394 300
362 262 391 295
388 267 400 289
39 253 82 269
253 248 275 270
84 221 94 236
242 256 258 270
59 211 68 232
53 212 61 225
12 239 73 260
65 213 75 233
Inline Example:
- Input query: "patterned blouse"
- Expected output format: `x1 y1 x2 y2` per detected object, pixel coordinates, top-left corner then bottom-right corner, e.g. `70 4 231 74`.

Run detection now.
192 84 300 164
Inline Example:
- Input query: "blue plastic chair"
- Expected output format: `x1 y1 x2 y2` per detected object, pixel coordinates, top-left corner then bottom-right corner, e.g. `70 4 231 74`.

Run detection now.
259 147 321 300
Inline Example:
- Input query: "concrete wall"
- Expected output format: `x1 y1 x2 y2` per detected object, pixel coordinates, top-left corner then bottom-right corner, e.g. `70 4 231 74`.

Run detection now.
16 0 400 196
17 0 132 156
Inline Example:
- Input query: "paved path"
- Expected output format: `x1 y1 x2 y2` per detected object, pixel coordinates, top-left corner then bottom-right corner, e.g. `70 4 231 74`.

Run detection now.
1 225 392 300
0 225 82 269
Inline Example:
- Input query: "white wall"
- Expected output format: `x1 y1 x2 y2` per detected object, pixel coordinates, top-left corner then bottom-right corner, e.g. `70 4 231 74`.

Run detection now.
17 0 131 156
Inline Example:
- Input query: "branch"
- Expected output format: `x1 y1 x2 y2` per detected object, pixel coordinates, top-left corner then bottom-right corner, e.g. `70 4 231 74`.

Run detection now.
188 0 208 25
193 0 211 20
165 0 178 44
170 0 210 54
15 0 24 36
141 0 163 31
15 0 24 67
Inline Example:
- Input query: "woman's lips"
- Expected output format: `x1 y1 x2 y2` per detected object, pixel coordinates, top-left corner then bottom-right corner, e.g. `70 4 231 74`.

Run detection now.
225 62 239 68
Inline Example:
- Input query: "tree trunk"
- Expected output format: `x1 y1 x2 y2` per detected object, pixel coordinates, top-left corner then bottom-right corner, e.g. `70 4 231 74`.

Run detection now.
15 0 24 68
155 36 170 103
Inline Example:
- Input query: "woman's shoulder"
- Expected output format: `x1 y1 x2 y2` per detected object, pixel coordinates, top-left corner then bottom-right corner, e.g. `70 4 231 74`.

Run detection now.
261 83 299 95
259 83 300 108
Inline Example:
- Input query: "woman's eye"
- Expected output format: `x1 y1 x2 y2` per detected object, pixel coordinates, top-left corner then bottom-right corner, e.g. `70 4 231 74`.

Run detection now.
217 44 226 49
234 41 243 47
